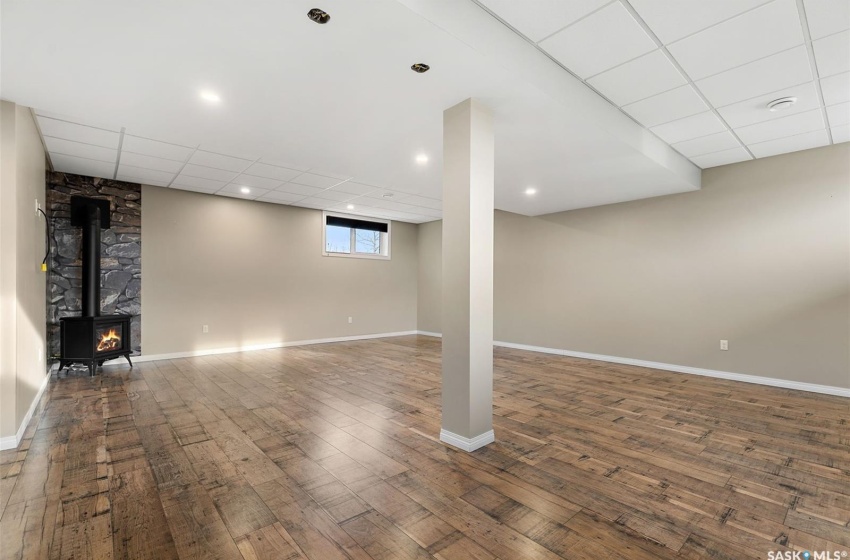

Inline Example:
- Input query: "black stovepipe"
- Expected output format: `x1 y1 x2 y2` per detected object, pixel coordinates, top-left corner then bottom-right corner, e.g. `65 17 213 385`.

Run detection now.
81 204 101 317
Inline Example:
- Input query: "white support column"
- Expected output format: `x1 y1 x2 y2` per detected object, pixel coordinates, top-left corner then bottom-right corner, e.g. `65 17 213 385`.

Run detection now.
440 98 495 452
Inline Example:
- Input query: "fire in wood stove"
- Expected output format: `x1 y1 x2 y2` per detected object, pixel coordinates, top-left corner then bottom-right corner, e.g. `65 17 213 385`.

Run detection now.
96 325 123 353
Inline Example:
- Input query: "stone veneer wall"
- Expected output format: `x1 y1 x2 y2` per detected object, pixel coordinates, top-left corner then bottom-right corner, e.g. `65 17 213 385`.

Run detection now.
46 172 141 358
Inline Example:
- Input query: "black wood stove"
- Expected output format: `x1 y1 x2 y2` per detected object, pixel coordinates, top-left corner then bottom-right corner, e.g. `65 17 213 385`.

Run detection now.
59 196 133 376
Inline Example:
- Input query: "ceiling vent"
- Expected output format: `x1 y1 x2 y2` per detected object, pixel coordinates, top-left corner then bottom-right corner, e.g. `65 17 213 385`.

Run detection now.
767 97 797 112
307 8 330 24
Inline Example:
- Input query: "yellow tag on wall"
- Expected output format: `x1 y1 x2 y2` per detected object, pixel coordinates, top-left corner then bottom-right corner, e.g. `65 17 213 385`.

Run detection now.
41 263 47 272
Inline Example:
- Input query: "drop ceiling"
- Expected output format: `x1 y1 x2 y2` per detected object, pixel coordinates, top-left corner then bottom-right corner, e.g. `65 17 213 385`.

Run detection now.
2 0 846 224
477 0 849 168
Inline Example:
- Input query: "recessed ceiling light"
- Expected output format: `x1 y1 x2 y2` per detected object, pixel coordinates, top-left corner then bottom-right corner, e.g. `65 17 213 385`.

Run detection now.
525 187 537 195
382 193 394 198
411 63 430 73
240 187 251 194
415 154 429 164
767 97 797 112
307 8 330 24
199 90 221 104
347 204 355 210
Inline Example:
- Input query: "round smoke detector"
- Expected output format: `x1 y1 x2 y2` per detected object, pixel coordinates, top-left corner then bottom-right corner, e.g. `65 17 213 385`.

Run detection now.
767 97 797 112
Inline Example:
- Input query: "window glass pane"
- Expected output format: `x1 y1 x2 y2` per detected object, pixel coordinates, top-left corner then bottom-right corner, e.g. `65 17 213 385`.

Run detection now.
355 229 382 254
326 225 351 253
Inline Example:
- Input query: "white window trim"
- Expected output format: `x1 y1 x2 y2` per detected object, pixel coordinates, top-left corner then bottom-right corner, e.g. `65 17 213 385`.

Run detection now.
322 211 392 260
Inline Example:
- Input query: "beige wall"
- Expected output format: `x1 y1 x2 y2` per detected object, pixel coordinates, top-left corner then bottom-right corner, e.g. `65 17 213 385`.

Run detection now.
0 101 47 442
418 144 850 389
417 219 442 334
141 186 418 355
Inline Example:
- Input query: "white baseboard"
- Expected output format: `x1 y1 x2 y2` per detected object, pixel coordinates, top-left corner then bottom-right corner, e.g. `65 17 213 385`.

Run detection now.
127 330 420 363
416 330 442 338
440 428 495 452
0 370 51 451
415 331 849 398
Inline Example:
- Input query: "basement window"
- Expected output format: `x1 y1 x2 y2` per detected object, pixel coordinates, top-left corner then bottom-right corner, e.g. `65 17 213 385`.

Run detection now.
323 212 391 260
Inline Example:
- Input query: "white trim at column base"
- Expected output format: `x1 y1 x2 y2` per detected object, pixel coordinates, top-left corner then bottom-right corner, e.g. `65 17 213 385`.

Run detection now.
440 429 495 452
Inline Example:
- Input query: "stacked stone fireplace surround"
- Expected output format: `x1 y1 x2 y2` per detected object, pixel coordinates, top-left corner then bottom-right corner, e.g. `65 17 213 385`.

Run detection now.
46 172 141 361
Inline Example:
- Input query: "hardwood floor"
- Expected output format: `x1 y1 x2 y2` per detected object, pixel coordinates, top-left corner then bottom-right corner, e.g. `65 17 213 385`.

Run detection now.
1 335 848 559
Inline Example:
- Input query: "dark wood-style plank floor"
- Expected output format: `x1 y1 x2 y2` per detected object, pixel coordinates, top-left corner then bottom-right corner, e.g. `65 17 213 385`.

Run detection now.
1 335 848 559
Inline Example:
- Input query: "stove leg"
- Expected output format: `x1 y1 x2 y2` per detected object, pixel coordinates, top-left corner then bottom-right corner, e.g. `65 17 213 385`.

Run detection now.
58 360 67 373
124 354 133 368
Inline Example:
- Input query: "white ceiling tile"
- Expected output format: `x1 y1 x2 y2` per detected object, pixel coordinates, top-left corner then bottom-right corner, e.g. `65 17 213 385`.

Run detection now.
748 129 829 157
672 130 742 157
243 162 303 182
622 84 708 127
170 183 218 194
361 189 409 202
650 111 727 144
293 198 333 210
820 72 850 105
275 182 326 197
539 2 656 79
171 174 226 190
478 0 611 42
311 189 358 202
44 136 116 163
826 101 850 126
813 30 850 77
50 153 116 178
116 164 175 185
188 150 253 172
628 0 772 44
121 135 193 162
34 109 120 130
667 0 804 81
394 194 442 209
803 0 850 40
328 181 380 196
180 163 238 182
690 146 753 168
218 184 270 199
355 197 418 212
369 199 420 212
37 117 119 149
255 197 292 205
735 108 825 143
257 190 305 203
228 174 283 190
587 50 686 106
119 151 184 173
409 206 443 218
330 205 388 219
116 174 169 188
304 169 351 180
831 124 850 142
257 157 309 171
716 82 821 128
696 46 813 107
289 172 346 188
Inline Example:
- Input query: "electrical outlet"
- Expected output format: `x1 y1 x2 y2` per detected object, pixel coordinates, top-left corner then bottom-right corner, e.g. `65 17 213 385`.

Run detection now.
348 316 353 324
202 325 209 333
35 198 40 216
720 340 729 351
